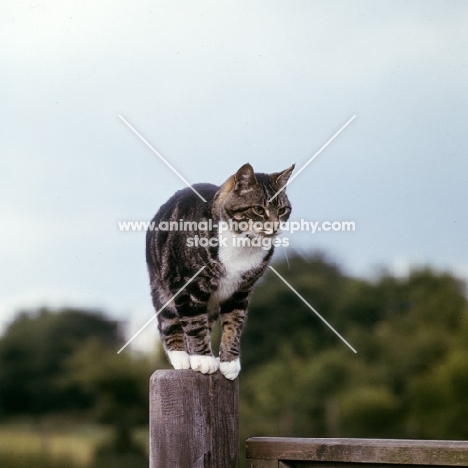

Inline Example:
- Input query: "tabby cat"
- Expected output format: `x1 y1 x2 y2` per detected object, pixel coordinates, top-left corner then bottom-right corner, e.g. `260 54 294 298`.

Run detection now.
146 163 294 379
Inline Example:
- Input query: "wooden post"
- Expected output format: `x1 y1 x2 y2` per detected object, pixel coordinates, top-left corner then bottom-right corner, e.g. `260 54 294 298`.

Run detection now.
150 369 239 468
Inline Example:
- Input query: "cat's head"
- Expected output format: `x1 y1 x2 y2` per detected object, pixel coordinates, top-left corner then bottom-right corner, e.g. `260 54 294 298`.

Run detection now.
214 163 294 237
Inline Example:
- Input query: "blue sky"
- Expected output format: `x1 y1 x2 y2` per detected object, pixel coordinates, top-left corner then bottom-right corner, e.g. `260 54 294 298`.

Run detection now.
2 0 467 350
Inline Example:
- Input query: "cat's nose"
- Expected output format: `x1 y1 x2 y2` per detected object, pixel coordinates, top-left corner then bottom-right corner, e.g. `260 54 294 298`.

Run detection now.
270 216 280 230
264 219 279 235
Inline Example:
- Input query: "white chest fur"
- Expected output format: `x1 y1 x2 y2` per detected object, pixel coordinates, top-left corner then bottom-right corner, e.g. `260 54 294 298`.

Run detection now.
208 230 267 309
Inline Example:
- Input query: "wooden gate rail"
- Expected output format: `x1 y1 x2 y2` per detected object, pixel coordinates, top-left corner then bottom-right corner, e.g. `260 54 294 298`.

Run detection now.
246 437 468 468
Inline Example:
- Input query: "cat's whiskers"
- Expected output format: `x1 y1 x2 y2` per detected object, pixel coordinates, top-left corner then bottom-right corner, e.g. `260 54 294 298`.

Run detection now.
283 245 291 271
290 245 312 264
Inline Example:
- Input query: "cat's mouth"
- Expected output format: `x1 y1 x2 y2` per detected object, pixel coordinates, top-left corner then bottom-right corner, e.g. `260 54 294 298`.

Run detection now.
225 218 281 238
246 230 279 239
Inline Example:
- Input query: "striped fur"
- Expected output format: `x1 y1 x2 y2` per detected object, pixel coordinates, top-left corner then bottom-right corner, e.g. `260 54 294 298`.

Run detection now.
146 163 294 379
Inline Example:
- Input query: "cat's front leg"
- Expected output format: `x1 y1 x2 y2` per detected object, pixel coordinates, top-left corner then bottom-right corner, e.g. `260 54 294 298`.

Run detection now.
219 307 246 380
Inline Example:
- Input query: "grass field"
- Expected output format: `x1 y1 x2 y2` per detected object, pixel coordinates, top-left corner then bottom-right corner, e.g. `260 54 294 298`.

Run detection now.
0 420 148 467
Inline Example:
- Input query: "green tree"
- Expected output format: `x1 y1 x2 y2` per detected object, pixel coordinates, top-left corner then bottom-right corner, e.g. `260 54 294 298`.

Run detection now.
0 308 121 416
240 255 468 442
408 349 468 439
243 253 346 370
0 307 158 467
63 340 152 467
338 386 399 437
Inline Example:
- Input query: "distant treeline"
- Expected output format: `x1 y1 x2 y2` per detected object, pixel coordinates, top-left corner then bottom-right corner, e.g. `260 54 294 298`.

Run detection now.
240 253 468 440
0 253 467 446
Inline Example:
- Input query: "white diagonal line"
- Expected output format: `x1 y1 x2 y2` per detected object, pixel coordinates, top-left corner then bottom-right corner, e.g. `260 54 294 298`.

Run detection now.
268 266 357 353
117 266 206 354
118 114 207 202
269 114 356 202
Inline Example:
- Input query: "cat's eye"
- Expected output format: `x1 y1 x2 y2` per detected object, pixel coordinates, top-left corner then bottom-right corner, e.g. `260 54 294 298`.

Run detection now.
278 206 290 217
253 205 265 216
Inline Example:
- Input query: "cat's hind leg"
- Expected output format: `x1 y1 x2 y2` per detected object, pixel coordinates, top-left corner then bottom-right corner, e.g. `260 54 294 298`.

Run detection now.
176 294 219 375
178 312 219 374
151 283 191 369
157 306 190 370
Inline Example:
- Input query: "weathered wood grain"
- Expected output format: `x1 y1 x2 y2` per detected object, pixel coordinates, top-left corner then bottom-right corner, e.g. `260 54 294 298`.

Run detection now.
246 438 468 466
249 460 279 468
278 462 455 468
150 370 239 468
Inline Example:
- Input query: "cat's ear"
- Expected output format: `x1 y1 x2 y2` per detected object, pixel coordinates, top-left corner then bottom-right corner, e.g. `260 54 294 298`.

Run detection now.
273 164 295 189
234 163 257 193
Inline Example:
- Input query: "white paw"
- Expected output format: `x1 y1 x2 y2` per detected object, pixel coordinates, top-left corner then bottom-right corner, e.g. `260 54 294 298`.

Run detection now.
189 355 219 374
219 358 241 380
167 350 191 370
